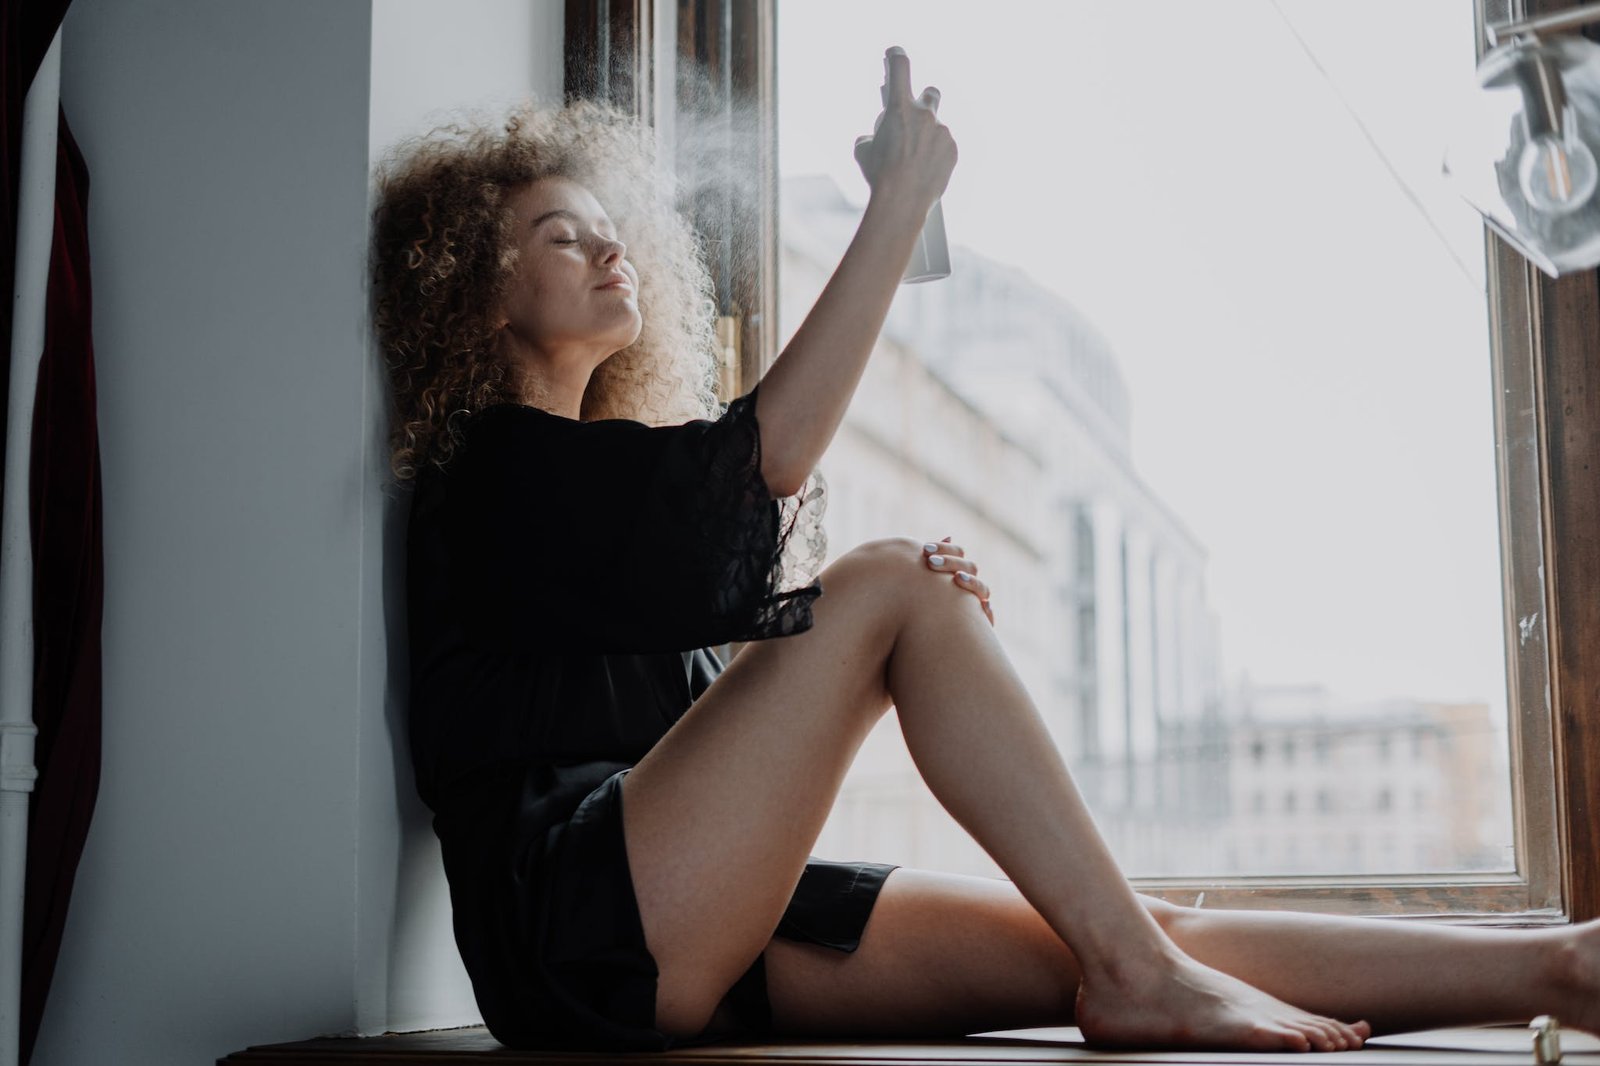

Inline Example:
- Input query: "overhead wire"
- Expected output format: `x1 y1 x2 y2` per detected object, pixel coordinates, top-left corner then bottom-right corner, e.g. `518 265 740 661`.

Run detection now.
1265 0 1484 290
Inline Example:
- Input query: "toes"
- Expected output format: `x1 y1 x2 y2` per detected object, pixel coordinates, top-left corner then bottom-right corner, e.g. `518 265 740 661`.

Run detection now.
1325 1019 1367 1049
1251 1024 1311 1052
1304 1020 1343 1051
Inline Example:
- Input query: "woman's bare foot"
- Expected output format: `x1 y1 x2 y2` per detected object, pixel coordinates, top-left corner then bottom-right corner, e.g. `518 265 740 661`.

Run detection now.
1075 950 1371 1052
1550 917 1600 1038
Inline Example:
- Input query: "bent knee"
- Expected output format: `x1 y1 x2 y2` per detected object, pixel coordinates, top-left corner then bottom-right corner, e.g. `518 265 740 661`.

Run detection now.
841 535 931 569
838 535 977 584
819 537 925 592
842 536 984 612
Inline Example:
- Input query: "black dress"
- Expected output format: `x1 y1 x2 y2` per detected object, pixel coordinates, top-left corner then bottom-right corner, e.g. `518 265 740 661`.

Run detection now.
405 382 900 1051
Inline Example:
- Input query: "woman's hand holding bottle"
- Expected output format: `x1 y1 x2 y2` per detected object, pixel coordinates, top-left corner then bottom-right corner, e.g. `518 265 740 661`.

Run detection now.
854 47 957 224
752 47 956 494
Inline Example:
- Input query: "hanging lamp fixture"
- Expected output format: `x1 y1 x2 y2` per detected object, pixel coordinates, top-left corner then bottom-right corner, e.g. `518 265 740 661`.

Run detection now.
1443 2 1600 276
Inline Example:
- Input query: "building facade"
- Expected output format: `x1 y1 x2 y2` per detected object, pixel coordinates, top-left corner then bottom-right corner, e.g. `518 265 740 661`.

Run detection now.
780 176 1513 880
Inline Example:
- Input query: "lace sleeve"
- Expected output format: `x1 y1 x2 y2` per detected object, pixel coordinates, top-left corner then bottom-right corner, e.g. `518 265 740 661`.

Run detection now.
775 465 829 609
647 383 824 644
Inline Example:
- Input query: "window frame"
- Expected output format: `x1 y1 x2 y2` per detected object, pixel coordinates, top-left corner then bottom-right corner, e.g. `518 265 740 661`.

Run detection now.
568 0 1598 927
1525 0 1600 929
566 0 779 399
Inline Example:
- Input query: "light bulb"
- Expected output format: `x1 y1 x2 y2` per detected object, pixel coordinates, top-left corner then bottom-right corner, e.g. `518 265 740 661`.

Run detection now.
1518 128 1598 215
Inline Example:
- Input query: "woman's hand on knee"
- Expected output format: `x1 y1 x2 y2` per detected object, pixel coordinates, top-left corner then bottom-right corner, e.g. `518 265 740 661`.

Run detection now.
921 536 994 626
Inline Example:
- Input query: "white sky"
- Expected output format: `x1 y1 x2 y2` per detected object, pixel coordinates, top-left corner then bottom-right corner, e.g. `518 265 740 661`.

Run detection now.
776 0 1510 712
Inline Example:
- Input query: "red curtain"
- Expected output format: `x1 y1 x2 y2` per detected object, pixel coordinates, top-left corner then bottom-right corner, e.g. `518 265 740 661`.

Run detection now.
0 3 101 1064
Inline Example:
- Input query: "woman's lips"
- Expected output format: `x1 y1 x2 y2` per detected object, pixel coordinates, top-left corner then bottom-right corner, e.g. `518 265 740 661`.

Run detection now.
596 275 632 290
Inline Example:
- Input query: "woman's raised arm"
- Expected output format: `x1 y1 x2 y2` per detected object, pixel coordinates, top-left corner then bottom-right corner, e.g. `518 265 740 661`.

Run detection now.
754 49 956 497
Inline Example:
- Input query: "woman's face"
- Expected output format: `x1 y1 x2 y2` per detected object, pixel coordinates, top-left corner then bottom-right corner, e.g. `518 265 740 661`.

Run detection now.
494 176 642 375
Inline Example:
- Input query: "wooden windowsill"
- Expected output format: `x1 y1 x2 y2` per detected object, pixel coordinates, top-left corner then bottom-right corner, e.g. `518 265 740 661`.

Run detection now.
218 1024 1600 1064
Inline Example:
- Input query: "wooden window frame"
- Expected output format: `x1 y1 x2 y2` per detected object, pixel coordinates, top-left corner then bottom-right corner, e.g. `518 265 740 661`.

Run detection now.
567 0 1599 927
566 0 777 400
1525 0 1600 929
564 0 655 120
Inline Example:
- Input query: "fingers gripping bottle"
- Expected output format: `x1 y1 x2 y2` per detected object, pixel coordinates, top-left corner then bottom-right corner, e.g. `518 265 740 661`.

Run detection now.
877 46 950 283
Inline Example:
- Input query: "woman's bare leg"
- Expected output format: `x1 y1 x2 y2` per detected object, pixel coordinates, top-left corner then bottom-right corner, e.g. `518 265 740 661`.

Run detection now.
623 538 918 1038
1160 903 1600 1035
625 536 1364 1049
758 867 1600 1040
880 544 1368 1051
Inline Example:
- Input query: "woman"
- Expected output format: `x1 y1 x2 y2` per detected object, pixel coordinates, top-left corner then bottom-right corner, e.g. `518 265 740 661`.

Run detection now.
371 68 1600 1053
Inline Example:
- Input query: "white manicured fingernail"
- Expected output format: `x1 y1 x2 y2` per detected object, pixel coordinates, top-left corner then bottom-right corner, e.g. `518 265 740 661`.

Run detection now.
928 555 944 566
958 572 972 581
923 542 939 553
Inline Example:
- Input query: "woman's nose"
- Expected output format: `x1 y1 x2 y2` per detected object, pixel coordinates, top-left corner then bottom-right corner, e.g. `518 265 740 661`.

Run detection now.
597 237 625 264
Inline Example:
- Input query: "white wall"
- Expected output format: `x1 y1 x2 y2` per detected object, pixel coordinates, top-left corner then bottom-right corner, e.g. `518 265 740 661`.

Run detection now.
363 0 564 1037
370 0 564 159
33 2 562 1063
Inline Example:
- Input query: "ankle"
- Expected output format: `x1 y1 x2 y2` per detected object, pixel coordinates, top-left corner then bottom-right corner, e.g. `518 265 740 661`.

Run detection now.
1080 938 1189 990
1050 886 1189 987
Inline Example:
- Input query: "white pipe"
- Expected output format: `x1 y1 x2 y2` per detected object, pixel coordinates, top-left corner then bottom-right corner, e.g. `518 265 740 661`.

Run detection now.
0 23 62 1066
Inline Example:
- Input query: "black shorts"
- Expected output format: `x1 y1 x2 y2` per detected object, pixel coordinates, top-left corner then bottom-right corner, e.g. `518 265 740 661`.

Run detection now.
531 766 900 1051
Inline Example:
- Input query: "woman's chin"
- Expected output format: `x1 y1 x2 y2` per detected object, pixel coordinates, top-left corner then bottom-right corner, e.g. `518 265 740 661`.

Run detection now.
597 327 643 359
616 313 644 348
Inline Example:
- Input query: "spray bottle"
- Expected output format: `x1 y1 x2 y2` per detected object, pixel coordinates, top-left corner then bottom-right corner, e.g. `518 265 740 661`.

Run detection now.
875 46 950 283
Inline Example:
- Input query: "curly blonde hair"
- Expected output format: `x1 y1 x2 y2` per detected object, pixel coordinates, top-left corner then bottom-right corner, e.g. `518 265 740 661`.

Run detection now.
370 97 723 485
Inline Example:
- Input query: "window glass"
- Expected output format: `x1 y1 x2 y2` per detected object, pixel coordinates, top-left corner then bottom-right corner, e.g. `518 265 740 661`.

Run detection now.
778 0 1515 877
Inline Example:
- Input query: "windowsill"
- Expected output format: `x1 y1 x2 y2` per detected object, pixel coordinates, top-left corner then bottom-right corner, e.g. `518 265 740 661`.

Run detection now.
219 1023 1600 1063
